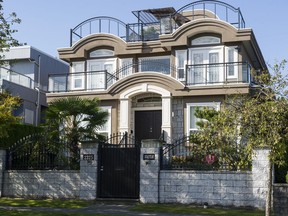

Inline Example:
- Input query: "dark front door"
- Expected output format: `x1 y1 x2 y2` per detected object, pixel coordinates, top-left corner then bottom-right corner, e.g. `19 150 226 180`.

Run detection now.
98 143 140 199
135 110 162 142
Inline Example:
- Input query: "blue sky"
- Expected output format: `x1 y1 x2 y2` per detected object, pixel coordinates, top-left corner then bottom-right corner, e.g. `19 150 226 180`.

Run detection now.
3 0 288 66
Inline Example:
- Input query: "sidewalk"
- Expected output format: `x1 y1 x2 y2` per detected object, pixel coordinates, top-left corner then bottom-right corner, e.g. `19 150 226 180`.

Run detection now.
0 203 204 216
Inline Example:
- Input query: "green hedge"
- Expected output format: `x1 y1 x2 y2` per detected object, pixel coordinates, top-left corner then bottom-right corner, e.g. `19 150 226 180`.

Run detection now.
0 124 43 149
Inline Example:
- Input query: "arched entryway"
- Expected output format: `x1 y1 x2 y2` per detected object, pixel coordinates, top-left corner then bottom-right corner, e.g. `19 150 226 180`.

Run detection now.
119 83 172 142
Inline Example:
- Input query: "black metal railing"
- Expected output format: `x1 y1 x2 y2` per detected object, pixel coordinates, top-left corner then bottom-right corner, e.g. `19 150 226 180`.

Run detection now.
174 0 245 29
48 70 115 93
161 135 251 171
102 132 140 147
6 133 79 170
70 16 128 46
185 62 251 86
48 60 176 93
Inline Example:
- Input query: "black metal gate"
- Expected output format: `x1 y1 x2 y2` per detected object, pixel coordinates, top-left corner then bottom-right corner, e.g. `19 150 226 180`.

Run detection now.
97 133 140 199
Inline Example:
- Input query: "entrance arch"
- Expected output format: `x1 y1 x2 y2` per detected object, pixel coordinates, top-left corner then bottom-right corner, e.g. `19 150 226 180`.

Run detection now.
119 83 171 142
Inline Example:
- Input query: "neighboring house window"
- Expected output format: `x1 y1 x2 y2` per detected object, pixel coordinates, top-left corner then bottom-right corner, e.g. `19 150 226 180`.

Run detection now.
119 58 133 79
71 62 85 90
24 107 34 125
226 46 238 78
97 106 112 138
191 36 221 46
89 49 114 58
187 102 220 134
175 50 187 81
138 56 171 75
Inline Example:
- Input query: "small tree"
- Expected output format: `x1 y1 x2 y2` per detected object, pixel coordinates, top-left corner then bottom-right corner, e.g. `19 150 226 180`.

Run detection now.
0 0 21 63
191 60 288 216
45 97 109 167
0 91 21 138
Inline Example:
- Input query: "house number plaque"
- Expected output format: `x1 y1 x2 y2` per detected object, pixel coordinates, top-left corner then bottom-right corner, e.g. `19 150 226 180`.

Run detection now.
83 154 94 161
143 154 155 160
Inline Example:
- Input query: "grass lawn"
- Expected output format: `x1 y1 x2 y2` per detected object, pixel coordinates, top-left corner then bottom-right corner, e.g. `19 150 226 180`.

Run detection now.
0 198 92 208
131 203 265 216
0 210 113 216
0 198 265 216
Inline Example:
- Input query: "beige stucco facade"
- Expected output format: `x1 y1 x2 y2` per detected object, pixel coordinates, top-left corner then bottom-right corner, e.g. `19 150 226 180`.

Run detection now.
47 3 266 142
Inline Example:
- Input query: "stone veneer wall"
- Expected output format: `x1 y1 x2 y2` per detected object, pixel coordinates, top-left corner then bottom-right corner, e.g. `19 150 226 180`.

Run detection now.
171 98 184 139
3 171 80 198
141 145 270 209
1 141 98 200
160 170 253 206
273 184 288 216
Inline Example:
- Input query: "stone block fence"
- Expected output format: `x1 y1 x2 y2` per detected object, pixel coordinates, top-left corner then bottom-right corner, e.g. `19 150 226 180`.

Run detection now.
0 141 274 210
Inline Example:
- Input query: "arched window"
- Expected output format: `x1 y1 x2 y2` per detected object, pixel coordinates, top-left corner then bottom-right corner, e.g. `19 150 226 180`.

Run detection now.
191 36 221 46
89 49 114 58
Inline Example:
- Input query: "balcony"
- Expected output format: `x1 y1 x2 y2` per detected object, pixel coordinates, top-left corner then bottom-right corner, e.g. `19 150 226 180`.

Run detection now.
0 67 34 89
70 1 245 45
48 61 251 93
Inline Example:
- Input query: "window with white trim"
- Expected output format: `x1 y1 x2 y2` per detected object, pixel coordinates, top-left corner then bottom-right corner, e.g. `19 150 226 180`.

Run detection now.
97 106 112 138
90 49 114 58
175 50 187 81
187 102 220 134
71 62 85 89
120 58 133 78
191 36 221 46
225 46 238 78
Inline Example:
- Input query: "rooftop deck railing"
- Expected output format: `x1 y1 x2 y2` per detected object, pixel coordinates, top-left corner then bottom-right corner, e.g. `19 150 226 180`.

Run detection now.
0 67 34 89
70 1 245 45
175 0 245 29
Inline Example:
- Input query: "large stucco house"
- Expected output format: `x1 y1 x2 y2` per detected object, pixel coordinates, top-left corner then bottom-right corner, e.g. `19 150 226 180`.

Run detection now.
47 1 266 143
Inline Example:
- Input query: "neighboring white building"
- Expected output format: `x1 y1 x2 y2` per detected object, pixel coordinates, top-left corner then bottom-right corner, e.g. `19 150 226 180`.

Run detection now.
0 46 69 125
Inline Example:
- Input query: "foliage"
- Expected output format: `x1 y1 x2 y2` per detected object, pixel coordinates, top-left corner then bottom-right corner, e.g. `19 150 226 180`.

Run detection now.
286 172 288 184
45 97 108 168
0 0 21 63
0 92 21 139
190 60 288 170
0 123 42 149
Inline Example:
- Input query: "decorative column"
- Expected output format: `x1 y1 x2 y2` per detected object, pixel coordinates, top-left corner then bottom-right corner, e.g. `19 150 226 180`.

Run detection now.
140 140 162 203
252 148 270 209
119 98 130 134
79 141 98 200
161 96 172 142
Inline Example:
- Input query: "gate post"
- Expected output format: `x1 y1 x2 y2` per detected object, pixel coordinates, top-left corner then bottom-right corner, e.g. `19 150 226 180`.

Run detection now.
140 139 162 203
252 148 270 209
0 150 6 197
79 141 98 200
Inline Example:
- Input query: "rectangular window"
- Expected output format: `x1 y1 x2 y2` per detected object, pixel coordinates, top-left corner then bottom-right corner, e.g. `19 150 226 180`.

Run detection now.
71 62 84 90
87 59 116 90
139 56 170 75
175 50 187 81
189 47 223 85
187 102 220 134
120 58 133 79
97 106 112 138
226 46 238 78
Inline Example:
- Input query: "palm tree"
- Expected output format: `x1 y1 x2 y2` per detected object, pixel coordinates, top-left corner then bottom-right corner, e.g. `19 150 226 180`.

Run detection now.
45 97 109 167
